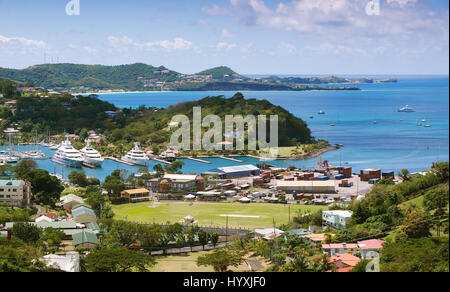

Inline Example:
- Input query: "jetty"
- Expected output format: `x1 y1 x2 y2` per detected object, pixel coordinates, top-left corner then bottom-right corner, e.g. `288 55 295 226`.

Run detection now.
219 156 243 163
105 156 135 166
152 157 172 165
183 157 211 164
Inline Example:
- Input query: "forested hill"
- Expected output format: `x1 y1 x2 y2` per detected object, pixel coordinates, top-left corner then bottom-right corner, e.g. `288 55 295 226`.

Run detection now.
0 63 361 92
111 93 314 147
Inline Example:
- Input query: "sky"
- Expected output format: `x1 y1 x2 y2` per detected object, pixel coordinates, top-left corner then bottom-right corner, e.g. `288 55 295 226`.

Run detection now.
0 0 448 75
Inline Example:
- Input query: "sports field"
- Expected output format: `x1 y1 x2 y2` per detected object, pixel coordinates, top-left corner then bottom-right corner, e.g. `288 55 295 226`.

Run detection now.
112 201 327 229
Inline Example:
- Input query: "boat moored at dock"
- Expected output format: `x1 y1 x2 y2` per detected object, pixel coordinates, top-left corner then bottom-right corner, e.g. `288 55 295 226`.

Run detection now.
122 142 149 166
51 137 84 168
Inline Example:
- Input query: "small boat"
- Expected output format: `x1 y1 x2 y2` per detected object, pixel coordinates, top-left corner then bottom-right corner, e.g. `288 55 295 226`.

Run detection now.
421 119 427 123
330 123 336 127
309 115 314 119
424 124 432 128
416 122 422 126
373 121 377 124
318 110 325 115
400 118 405 121
398 105 416 112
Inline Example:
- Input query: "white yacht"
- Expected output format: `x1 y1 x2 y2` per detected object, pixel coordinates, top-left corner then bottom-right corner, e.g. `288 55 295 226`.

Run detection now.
49 143 59 150
0 154 19 163
398 105 416 112
51 137 84 168
23 150 47 160
80 141 104 167
161 148 176 162
122 142 149 166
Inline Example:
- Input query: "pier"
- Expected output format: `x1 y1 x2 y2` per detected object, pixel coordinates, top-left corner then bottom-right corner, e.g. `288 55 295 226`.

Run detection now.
219 156 243 163
105 157 136 166
152 157 172 165
182 157 211 164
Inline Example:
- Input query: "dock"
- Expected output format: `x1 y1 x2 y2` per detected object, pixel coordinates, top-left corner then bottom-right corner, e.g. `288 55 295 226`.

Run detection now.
183 157 211 164
219 156 243 163
105 157 136 166
152 157 172 165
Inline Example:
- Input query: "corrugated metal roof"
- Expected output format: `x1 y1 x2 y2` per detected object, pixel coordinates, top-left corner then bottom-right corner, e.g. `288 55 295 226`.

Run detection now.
5 221 77 230
72 230 98 246
72 206 95 217
209 164 259 174
60 194 84 205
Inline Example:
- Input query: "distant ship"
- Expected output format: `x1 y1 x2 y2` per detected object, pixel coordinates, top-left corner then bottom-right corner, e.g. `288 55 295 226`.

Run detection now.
122 142 149 166
398 105 415 112
424 124 432 128
318 110 325 115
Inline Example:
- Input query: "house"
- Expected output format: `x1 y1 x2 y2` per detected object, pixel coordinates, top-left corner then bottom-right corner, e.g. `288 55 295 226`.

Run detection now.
71 205 96 224
322 243 359 257
147 174 205 194
322 210 353 229
276 180 336 194
72 229 98 249
60 194 84 211
357 239 386 260
286 229 313 238
121 188 151 202
0 180 32 207
203 165 260 179
254 228 285 240
104 111 119 118
40 252 80 272
301 233 335 246
4 100 17 107
5 221 79 237
328 253 361 271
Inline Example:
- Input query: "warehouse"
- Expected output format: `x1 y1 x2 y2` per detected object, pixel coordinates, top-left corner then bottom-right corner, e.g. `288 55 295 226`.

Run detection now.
276 180 336 194
203 164 260 179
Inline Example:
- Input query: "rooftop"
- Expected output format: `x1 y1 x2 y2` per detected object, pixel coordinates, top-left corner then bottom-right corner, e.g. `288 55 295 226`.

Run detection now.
323 210 353 218
357 239 386 250
121 188 150 195
0 180 24 187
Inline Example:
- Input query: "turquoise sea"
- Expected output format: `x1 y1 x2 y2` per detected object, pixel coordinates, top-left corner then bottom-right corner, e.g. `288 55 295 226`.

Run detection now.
4 76 448 181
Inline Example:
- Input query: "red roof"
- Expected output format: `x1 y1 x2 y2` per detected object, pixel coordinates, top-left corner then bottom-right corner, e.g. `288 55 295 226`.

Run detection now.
357 239 386 250
329 254 361 267
45 212 57 218
336 267 354 272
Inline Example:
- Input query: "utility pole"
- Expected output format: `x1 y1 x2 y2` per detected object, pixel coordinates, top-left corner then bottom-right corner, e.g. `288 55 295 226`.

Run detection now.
288 204 291 224
226 216 229 243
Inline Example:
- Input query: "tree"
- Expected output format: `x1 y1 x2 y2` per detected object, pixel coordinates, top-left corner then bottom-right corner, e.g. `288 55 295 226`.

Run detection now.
210 232 219 248
103 221 140 247
103 176 125 199
12 222 42 245
197 248 243 272
68 171 89 187
84 247 155 272
165 160 184 174
153 164 164 177
40 227 65 249
187 229 196 251
401 210 431 239
23 169 64 206
423 188 449 217
398 169 410 181
198 230 209 250
431 161 449 182
14 159 37 179
85 187 109 218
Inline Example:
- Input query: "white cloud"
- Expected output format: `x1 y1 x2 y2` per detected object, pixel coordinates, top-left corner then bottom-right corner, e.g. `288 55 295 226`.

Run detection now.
108 36 193 51
216 42 238 50
0 34 46 48
221 28 235 39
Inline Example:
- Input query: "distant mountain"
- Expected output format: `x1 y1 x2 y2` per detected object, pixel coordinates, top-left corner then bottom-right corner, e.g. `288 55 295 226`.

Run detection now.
0 63 362 92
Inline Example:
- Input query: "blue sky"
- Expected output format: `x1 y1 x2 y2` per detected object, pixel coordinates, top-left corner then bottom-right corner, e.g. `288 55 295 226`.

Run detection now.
0 0 448 74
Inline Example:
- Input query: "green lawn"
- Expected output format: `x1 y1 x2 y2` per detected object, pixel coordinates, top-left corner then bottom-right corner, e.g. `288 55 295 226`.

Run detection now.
112 201 327 229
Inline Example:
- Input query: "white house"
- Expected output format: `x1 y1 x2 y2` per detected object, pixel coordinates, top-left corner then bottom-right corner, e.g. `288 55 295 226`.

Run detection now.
254 228 285 240
322 210 353 229
35 215 53 223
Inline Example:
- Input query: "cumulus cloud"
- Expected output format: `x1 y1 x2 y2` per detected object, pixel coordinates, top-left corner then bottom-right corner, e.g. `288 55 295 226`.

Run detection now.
108 36 193 51
0 34 46 48
203 0 448 39
216 42 238 50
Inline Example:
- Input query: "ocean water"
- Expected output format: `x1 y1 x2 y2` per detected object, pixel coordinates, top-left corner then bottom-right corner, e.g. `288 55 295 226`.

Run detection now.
4 77 447 181
97 77 449 173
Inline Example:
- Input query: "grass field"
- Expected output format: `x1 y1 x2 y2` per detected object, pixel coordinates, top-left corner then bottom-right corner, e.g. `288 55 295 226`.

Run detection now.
112 201 327 229
150 251 251 272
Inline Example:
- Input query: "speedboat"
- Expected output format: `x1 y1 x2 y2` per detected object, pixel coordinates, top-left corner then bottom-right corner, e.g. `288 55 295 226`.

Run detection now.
398 105 415 112
51 137 84 168
23 150 47 160
122 142 149 166
330 123 336 127
424 124 432 128
0 154 20 163
318 110 325 115
80 141 104 167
